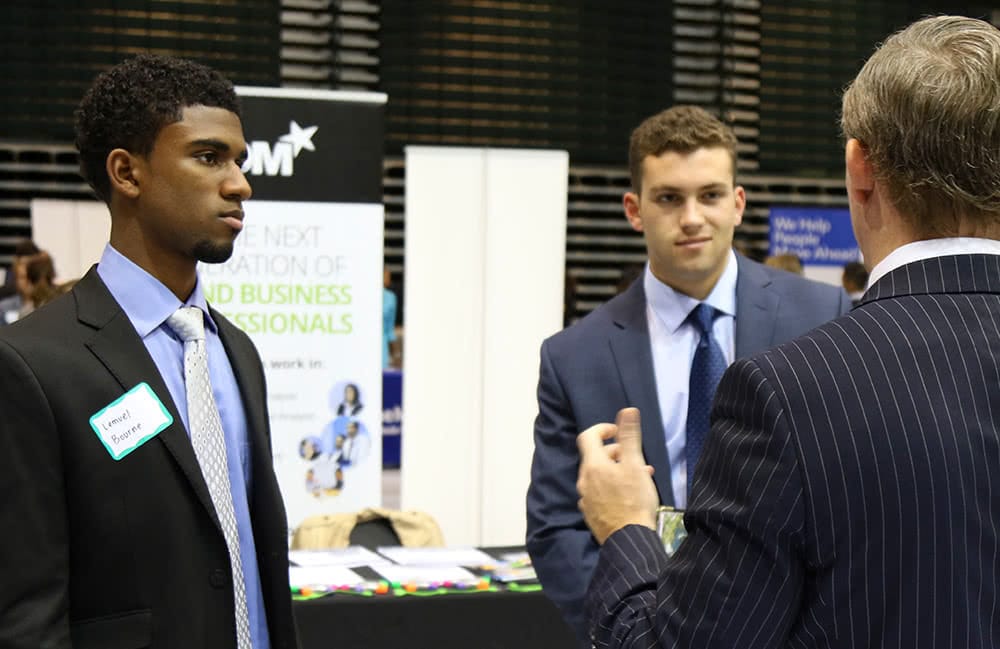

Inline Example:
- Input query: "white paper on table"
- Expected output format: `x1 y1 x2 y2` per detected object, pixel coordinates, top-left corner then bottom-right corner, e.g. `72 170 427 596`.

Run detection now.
289 565 368 588
375 546 496 566
289 546 387 568
371 564 478 585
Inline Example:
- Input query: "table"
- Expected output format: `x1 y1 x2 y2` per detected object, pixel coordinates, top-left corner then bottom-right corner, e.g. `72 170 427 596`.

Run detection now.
292 545 577 649
294 587 576 649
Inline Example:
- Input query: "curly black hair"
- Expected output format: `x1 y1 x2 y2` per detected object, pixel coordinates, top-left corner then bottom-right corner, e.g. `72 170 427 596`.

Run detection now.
74 54 242 203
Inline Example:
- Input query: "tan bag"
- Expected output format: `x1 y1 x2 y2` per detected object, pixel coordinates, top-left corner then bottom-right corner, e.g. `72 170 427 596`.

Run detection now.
291 507 445 549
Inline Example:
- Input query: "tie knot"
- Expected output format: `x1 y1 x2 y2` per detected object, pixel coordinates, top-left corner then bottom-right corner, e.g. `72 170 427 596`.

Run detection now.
166 306 206 342
688 302 717 336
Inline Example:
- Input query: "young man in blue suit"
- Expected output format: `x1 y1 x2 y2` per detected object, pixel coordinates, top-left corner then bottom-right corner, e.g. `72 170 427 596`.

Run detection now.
577 15 1000 649
0 55 297 648
526 105 851 643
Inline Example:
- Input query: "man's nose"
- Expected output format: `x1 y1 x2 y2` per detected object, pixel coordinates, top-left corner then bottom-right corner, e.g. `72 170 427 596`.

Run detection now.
678 199 704 229
224 162 252 201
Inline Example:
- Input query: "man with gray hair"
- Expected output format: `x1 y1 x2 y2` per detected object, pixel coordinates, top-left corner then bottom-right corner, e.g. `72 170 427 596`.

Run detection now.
575 15 1000 649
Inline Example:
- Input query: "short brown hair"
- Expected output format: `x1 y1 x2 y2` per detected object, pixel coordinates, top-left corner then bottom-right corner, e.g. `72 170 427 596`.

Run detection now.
841 16 1000 234
628 105 738 193
842 261 869 292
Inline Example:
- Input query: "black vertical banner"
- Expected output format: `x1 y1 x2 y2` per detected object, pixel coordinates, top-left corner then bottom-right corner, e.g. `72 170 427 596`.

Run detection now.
236 88 385 204
215 88 388 522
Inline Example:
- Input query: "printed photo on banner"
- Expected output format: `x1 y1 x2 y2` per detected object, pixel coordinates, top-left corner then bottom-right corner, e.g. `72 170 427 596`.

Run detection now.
298 418 371 498
332 381 364 416
297 380 372 499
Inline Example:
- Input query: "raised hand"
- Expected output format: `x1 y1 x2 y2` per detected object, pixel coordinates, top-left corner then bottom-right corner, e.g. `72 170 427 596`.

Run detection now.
576 407 658 544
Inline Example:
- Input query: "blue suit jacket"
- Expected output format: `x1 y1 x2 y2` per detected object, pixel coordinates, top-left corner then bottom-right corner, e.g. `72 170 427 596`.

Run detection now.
526 254 851 643
585 253 1000 649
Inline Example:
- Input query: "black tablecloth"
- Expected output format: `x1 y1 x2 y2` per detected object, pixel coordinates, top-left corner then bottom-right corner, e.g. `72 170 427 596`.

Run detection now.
294 587 576 649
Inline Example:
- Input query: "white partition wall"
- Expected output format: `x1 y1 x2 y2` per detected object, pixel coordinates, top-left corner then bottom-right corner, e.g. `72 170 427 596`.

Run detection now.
31 199 110 280
401 147 489 546
402 146 568 546
479 151 570 544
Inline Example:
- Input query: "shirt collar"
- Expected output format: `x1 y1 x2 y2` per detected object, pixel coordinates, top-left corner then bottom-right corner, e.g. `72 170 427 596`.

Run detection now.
96 244 216 338
868 237 1000 287
644 248 738 333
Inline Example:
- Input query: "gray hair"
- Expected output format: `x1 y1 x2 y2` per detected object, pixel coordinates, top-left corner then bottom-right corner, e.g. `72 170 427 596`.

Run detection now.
841 15 1000 234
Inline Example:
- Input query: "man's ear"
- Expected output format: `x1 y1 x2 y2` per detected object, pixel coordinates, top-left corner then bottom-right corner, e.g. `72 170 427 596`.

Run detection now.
846 137 885 237
732 185 746 227
623 192 643 232
106 148 141 199
845 139 874 204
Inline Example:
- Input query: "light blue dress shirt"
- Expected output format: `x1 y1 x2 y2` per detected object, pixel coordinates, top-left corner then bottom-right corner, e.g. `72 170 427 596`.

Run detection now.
644 250 738 509
98 245 270 649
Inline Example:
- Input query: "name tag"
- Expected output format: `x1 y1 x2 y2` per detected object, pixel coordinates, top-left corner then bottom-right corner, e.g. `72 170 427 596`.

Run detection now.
90 382 173 460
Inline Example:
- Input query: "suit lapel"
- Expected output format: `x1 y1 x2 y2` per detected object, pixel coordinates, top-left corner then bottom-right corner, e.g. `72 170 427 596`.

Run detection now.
607 280 674 506
75 268 222 531
213 309 271 515
733 255 779 358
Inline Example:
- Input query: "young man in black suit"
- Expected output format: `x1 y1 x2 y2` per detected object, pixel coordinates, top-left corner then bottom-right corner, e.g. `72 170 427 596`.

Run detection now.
577 15 1000 649
0 55 297 649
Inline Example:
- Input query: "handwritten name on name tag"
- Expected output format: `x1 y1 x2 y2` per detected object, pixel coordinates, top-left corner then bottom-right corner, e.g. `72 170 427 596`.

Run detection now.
89 383 173 460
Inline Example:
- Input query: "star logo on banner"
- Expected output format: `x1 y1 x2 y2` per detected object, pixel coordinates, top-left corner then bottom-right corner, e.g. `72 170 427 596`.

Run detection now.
278 120 319 157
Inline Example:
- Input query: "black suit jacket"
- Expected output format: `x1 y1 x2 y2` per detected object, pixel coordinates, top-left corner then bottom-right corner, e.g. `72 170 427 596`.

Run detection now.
527 255 852 643
0 268 297 649
586 253 1000 648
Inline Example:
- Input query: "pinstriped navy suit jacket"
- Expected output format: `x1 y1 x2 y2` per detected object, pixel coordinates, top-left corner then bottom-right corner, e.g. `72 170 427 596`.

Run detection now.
586 253 1000 649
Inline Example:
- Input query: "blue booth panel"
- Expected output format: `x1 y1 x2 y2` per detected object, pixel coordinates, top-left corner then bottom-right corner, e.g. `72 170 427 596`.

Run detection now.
382 369 402 467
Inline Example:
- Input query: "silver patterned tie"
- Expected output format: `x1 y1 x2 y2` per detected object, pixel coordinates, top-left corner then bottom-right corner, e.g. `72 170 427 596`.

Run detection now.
166 306 252 649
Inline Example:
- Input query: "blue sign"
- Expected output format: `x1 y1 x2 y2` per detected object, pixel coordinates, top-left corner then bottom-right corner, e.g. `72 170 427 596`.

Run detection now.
382 369 402 467
769 206 860 266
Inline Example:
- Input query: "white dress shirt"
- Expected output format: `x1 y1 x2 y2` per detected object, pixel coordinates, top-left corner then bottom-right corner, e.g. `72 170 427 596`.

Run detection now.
868 237 1000 287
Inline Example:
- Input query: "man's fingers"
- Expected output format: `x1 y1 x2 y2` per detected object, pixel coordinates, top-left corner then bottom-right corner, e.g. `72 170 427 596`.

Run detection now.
606 445 657 473
577 422 618 460
614 407 644 464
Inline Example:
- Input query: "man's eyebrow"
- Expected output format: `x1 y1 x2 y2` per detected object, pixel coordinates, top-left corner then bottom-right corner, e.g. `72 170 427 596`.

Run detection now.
646 182 729 193
189 138 248 158
189 138 231 150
